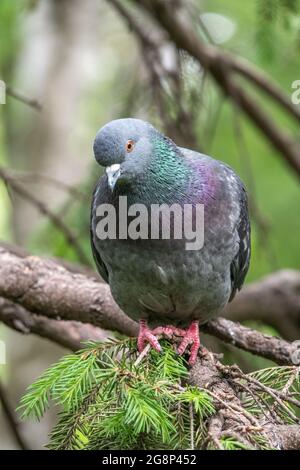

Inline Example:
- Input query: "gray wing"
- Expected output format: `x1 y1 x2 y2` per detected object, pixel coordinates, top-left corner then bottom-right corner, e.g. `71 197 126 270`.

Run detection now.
90 184 109 284
181 146 251 301
229 183 251 301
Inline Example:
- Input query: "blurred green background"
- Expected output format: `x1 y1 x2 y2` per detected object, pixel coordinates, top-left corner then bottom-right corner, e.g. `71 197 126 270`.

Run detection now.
0 0 299 449
1 0 299 279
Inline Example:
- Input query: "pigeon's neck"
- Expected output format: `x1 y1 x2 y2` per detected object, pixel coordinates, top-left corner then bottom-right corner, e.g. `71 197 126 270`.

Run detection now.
114 133 213 206
140 135 192 205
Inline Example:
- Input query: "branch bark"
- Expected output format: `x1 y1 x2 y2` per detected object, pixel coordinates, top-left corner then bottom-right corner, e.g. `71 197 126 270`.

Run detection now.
223 269 300 340
0 246 299 366
189 351 300 449
270 425 300 450
202 318 298 366
0 247 137 337
0 297 106 352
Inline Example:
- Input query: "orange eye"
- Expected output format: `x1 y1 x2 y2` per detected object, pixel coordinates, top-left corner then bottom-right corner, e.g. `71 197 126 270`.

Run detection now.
126 140 134 153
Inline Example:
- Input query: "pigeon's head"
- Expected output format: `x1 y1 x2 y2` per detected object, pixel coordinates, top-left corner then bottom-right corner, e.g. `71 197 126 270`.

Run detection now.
93 118 159 192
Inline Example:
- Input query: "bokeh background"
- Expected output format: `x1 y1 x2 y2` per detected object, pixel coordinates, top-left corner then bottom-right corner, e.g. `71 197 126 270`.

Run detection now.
0 0 299 449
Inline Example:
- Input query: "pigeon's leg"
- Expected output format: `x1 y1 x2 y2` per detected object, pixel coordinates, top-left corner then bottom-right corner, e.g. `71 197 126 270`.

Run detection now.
137 320 162 353
177 320 200 365
152 325 186 338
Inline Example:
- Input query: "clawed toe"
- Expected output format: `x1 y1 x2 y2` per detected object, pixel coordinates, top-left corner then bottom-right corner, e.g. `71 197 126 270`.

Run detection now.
137 320 162 353
137 320 200 364
177 320 200 365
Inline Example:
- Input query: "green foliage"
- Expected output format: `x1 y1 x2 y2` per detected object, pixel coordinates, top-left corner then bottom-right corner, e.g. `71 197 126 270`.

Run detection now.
256 0 300 60
178 388 215 420
19 339 214 450
18 347 99 420
241 366 300 425
219 436 250 450
19 339 300 450
0 0 22 76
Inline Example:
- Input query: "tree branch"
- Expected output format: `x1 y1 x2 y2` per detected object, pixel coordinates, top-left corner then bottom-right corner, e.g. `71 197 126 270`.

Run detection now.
0 247 137 337
189 351 300 449
107 0 201 150
6 85 42 112
0 297 106 351
223 269 300 340
230 56 300 124
0 168 90 265
3 168 88 202
202 318 298 366
0 246 299 366
271 425 300 450
0 240 96 278
133 0 300 177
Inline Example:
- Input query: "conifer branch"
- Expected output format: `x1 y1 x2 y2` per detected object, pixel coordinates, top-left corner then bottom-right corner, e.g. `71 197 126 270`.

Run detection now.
18 340 300 450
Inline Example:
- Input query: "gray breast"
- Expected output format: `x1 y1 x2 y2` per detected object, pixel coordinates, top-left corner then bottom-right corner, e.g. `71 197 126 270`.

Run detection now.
95 234 234 327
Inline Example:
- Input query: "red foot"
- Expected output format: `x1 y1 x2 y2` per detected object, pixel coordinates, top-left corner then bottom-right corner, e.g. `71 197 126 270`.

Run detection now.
137 320 162 353
152 325 186 337
177 320 200 365
137 322 186 353
137 320 200 365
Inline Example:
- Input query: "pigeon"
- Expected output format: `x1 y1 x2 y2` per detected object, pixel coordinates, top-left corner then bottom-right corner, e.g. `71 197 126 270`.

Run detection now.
91 118 250 364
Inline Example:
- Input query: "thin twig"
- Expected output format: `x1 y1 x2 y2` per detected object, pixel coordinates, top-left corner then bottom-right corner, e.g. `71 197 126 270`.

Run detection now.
268 367 300 419
0 168 90 265
219 364 300 424
133 344 152 367
206 389 260 428
5 169 88 201
0 381 29 450
134 0 300 177
189 402 195 450
6 86 42 112
231 378 282 425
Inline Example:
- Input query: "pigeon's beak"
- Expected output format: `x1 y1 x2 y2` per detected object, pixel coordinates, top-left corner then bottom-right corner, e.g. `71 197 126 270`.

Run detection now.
106 164 121 192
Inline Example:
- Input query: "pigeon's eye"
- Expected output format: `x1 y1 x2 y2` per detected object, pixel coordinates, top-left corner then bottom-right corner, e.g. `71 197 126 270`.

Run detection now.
126 140 134 153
